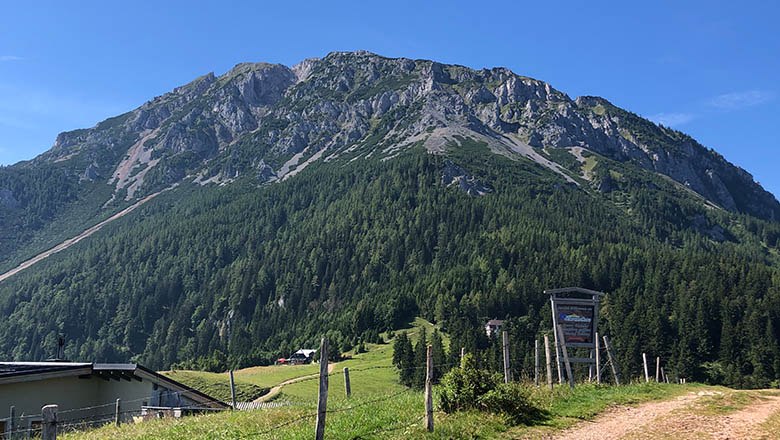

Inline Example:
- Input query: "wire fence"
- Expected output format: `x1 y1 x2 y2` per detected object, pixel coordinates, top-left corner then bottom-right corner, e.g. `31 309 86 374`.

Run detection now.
2 358 444 439
231 384 421 439
5 339 656 439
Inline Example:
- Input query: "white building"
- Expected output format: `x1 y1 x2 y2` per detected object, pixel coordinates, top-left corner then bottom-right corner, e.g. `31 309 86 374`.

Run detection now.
485 319 505 337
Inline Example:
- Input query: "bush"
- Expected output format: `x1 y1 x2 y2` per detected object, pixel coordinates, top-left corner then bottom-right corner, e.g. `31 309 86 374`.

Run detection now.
439 354 544 425
439 354 501 413
479 382 545 425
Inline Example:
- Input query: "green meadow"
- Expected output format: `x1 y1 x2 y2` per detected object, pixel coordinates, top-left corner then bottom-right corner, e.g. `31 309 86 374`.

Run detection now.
62 320 698 439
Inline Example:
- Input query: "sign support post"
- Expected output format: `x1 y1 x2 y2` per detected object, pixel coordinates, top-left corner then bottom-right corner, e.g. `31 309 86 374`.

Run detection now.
545 287 605 388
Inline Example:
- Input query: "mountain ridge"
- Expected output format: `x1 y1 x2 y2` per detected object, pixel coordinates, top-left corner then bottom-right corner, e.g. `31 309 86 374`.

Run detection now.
23 50 778 220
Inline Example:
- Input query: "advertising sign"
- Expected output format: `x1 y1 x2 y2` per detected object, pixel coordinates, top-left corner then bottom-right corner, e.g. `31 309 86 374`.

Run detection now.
555 303 595 345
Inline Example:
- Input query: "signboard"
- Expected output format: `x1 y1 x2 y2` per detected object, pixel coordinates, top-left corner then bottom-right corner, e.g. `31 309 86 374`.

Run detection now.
545 287 607 386
555 303 595 345
546 287 605 352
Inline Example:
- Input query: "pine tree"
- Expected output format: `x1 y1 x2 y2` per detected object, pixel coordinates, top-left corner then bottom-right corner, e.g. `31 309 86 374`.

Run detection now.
431 329 447 381
413 329 428 389
392 332 414 387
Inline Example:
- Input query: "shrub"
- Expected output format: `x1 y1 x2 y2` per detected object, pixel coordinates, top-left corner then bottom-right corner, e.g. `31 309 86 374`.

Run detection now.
439 354 544 425
439 354 501 413
479 382 545 425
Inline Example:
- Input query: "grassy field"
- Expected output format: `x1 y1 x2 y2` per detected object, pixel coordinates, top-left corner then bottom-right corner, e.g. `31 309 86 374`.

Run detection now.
233 363 320 389
61 319 703 439
61 382 696 439
161 370 268 402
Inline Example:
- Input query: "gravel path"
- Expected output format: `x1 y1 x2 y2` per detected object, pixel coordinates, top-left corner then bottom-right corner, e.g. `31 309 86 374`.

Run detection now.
553 392 703 440
552 390 780 440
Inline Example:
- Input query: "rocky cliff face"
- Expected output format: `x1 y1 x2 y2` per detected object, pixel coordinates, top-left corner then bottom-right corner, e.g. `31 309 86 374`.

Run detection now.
26 51 780 220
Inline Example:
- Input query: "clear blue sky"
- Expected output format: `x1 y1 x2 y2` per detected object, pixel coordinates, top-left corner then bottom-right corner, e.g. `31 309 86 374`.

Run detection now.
1 0 778 198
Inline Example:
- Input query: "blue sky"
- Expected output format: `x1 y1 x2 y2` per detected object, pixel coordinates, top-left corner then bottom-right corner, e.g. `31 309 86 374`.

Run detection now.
1 0 778 197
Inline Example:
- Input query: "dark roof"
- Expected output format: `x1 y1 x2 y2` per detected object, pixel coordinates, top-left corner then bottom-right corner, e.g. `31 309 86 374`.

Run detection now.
0 362 91 379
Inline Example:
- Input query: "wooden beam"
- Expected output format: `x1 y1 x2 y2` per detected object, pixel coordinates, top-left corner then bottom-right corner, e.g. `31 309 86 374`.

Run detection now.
544 287 606 297
557 324 575 389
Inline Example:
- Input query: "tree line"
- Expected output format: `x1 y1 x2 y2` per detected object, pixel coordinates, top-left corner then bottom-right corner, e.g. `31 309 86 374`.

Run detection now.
0 144 778 388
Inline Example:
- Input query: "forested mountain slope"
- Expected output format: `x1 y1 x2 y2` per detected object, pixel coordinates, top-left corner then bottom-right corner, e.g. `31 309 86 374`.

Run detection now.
1 51 777 270
0 51 779 387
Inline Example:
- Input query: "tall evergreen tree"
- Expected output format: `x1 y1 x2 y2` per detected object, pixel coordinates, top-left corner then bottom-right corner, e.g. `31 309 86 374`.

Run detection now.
392 332 414 387
413 329 429 389
430 329 447 381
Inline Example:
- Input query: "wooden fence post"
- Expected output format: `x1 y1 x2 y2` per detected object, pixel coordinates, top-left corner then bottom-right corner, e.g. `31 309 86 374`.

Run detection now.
544 335 553 390
315 337 329 440
115 398 121 427
602 335 621 385
8 406 15 439
643 353 650 383
229 370 237 410
41 404 57 440
534 339 540 387
595 332 601 385
343 367 351 397
588 349 594 383
425 344 434 432
502 330 511 383
552 320 563 385
656 357 661 383
556 325 575 389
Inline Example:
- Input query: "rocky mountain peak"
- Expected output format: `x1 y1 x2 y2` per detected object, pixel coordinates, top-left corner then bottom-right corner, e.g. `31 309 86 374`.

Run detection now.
24 50 780 220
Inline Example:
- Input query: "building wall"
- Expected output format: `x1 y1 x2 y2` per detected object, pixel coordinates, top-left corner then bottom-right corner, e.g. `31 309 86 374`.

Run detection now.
0 375 155 432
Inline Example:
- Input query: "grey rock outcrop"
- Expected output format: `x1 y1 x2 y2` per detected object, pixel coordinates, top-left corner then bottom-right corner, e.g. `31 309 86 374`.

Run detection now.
26 50 779 220
442 160 493 196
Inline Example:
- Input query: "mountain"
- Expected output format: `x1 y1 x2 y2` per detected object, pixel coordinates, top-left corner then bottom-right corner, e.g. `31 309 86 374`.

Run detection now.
2 51 778 265
0 51 778 387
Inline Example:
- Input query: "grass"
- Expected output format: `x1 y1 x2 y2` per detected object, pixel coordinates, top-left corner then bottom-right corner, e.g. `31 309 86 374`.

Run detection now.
161 370 268 402
582 155 599 176
279 340 402 405
233 363 320 389
690 388 780 416
61 382 702 440
760 406 780 435
592 104 607 116
60 319 706 439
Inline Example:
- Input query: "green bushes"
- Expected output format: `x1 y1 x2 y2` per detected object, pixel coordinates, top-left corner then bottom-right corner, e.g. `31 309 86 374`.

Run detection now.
439 354 501 412
481 382 545 425
439 354 545 425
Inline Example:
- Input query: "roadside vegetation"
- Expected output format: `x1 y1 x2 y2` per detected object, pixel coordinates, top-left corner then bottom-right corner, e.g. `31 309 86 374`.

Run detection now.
61 320 705 440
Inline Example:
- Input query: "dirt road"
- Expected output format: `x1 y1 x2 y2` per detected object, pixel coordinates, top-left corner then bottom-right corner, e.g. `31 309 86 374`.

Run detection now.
553 390 780 440
0 190 165 284
254 363 336 403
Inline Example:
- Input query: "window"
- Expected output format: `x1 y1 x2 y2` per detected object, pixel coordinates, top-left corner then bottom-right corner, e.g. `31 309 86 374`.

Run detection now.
0 420 6 440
